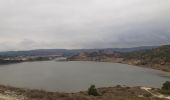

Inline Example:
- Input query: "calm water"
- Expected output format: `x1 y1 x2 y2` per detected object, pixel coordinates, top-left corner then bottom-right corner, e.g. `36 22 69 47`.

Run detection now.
0 61 170 92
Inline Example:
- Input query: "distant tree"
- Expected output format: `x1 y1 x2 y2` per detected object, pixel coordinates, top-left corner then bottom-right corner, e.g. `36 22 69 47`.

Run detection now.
88 85 99 96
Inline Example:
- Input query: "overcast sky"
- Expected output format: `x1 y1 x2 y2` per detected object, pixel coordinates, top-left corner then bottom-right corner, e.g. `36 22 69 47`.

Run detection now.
0 0 170 51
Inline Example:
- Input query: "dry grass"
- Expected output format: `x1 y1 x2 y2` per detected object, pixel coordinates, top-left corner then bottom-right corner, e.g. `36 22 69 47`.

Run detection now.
0 85 167 100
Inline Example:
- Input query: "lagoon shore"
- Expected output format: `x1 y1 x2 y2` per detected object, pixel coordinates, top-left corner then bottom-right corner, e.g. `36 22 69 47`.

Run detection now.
0 85 167 100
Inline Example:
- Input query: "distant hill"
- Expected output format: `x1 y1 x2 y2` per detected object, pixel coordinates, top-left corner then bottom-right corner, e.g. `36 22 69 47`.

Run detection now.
67 45 170 72
0 46 158 57
0 49 67 57
123 45 170 65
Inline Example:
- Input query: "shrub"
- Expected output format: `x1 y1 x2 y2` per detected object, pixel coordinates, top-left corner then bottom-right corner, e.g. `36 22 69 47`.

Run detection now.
88 85 99 96
143 93 152 97
162 81 170 90
160 81 170 95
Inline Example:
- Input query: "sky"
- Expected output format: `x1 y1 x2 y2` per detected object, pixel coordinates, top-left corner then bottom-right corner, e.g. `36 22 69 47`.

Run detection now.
0 0 170 51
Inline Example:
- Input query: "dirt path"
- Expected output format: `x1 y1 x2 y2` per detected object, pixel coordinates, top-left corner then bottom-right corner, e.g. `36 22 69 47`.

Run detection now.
141 87 170 99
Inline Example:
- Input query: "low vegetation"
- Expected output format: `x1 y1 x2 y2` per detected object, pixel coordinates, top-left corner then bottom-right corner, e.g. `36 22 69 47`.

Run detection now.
0 85 165 100
27 57 50 61
88 85 99 96
160 81 170 95
123 45 170 65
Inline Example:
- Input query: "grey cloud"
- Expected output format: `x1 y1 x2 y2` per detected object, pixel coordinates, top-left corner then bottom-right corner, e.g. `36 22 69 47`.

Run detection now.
0 0 170 51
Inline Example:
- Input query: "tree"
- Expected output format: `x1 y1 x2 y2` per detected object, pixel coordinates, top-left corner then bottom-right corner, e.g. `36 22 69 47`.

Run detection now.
162 81 170 90
160 81 170 95
88 85 99 96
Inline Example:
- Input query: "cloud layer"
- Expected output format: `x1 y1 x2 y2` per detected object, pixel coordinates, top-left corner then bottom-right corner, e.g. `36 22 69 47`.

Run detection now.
0 0 170 51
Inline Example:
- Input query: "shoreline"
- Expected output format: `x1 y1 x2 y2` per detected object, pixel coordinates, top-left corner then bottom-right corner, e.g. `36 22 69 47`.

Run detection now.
0 85 166 100
1 59 169 72
67 59 170 72
118 61 170 72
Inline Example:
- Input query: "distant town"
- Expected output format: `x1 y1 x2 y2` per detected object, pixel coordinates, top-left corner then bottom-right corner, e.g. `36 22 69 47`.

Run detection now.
0 55 67 64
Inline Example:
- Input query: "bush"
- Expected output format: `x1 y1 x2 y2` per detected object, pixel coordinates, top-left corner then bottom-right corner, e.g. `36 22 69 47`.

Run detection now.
160 81 170 95
88 85 99 96
162 81 170 90
143 93 152 97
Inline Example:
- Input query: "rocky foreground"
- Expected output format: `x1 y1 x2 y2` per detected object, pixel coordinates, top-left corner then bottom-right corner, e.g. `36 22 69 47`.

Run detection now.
0 85 169 100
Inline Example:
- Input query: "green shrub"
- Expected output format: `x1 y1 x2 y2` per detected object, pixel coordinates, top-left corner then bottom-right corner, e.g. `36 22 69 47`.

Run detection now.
88 85 99 96
160 81 170 95
162 81 170 90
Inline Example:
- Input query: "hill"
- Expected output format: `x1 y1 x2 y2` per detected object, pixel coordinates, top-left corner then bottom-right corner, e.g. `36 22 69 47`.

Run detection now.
123 45 170 65
67 45 170 72
120 45 170 71
0 46 158 57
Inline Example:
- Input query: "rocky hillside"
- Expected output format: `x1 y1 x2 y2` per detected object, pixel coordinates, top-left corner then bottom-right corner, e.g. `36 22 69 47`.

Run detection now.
67 52 121 62
123 45 170 65
0 46 157 57
67 45 170 72
121 45 170 71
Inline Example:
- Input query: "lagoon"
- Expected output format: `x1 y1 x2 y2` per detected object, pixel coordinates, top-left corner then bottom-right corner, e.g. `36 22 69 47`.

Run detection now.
0 61 169 92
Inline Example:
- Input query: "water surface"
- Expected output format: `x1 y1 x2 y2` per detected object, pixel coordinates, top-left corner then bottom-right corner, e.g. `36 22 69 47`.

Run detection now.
0 61 169 92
